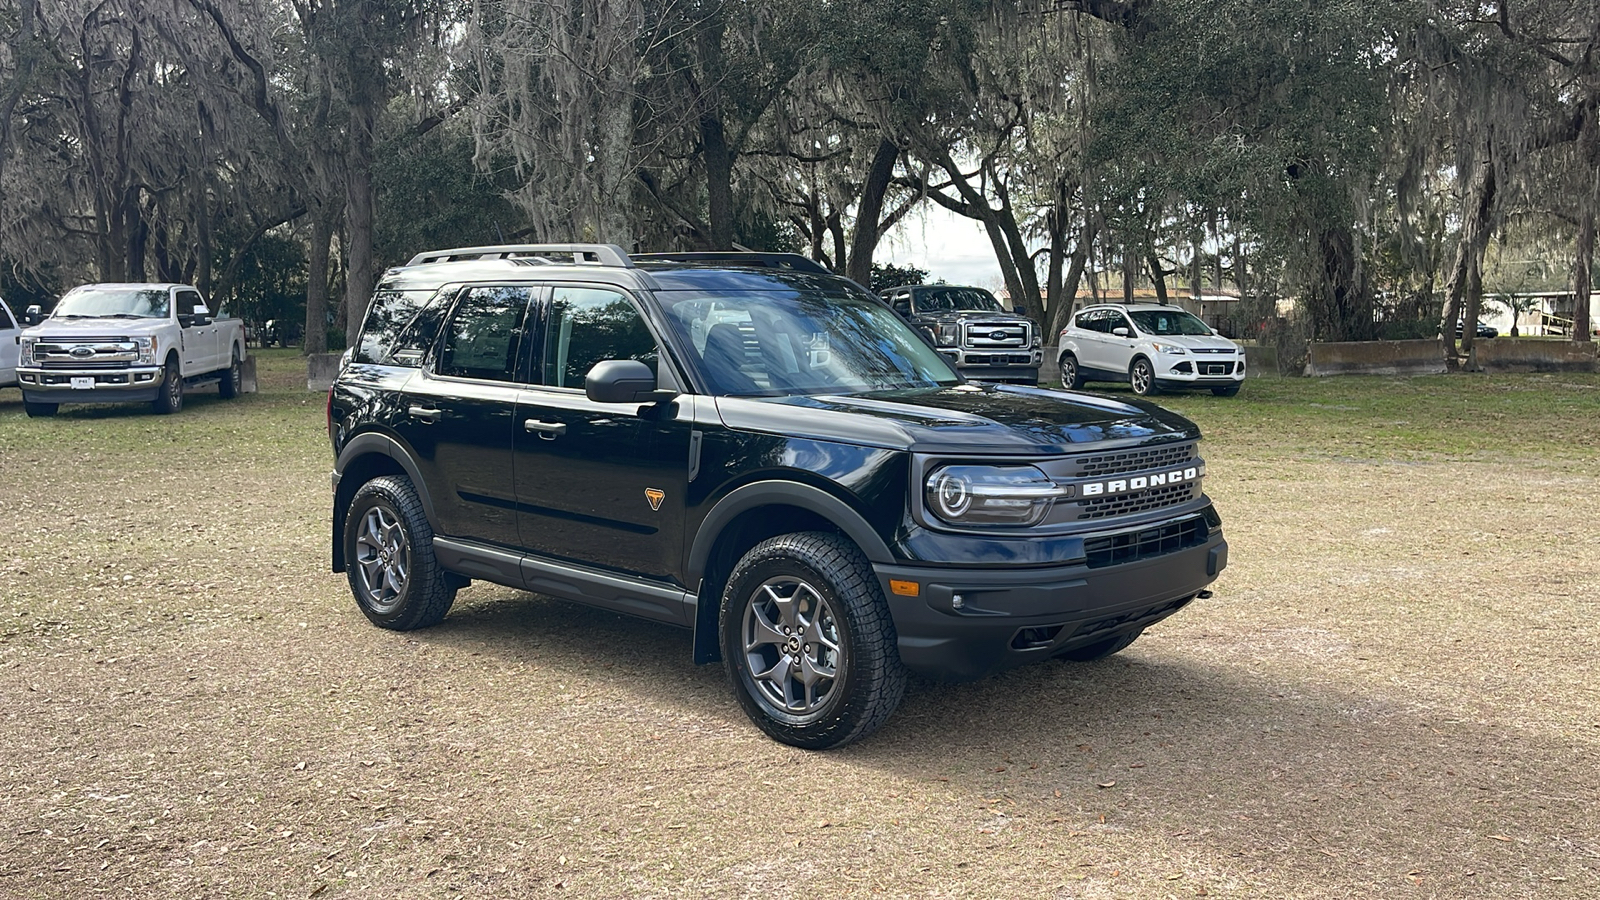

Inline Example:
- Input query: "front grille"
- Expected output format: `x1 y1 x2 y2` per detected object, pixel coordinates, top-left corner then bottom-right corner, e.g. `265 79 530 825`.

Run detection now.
1071 443 1195 479
40 359 133 370
1083 516 1208 569
1076 481 1200 520
1198 362 1235 376
963 322 1030 349
963 353 1032 365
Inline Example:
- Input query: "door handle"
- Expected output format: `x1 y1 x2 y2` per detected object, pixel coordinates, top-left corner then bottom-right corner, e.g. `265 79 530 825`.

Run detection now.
524 419 566 439
408 405 442 423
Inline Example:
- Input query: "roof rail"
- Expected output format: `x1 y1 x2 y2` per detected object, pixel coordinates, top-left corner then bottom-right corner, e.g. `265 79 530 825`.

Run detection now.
405 244 633 268
631 252 831 276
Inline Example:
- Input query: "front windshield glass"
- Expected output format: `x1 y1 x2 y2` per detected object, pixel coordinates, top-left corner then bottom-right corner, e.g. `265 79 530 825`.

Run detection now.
54 287 169 319
656 286 960 396
1129 308 1213 336
917 287 1005 313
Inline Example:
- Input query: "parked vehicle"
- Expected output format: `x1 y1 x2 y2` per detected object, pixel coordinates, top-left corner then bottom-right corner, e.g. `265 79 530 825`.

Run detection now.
877 284 1042 384
1456 321 1498 339
0 297 20 390
328 245 1229 749
16 283 247 417
1057 303 1246 396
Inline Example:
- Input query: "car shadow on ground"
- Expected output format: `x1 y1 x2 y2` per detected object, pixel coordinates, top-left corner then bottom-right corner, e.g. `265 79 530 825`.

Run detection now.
413 586 1597 891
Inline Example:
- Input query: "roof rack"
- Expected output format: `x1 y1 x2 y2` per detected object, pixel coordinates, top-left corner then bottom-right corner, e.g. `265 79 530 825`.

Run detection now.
405 243 633 268
631 252 830 276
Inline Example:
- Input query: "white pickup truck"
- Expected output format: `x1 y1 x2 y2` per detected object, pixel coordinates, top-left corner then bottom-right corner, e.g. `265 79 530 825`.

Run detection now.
1 296 21 390
16 282 247 417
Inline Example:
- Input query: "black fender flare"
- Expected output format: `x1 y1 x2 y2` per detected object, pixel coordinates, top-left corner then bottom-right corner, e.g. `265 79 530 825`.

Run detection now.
332 432 437 570
685 480 894 664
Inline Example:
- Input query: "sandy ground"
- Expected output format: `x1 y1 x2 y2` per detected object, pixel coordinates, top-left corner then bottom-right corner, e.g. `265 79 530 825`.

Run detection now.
1 364 1595 898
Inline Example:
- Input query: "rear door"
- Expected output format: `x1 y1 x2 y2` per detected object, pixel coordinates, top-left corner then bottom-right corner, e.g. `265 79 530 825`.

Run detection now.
512 285 693 590
392 284 535 548
1069 309 1109 373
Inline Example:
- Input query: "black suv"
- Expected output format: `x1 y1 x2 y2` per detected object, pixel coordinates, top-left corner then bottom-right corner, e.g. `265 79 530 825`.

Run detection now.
329 245 1227 749
877 284 1042 384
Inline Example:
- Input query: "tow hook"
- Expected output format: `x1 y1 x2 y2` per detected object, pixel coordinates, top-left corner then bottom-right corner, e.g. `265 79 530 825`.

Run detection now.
1196 589 1214 599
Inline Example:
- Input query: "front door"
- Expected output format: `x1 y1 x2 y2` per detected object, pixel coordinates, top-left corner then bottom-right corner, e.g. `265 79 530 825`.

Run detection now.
513 286 692 586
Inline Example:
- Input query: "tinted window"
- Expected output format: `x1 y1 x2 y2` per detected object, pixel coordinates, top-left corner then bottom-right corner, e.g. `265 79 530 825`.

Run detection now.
657 284 959 396
1074 310 1101 332
1128 308 1213 336
542 288 658 390
437 286 532 382
914 287 1005 313
352 289 442 365
0 304 13 329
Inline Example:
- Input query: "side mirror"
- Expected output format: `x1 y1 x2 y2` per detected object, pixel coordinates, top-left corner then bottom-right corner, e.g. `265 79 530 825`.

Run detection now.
585 359 668 404
1112 326 1131 338
1013 306 1026 316
23 305 42 326
189 304 213 326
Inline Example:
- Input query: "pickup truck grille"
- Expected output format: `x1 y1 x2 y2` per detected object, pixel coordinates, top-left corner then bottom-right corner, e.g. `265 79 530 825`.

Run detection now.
33 340 140 369
963 322 1030 349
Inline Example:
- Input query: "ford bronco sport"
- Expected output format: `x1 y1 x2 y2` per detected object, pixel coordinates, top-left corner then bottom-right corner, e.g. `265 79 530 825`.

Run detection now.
328 245 1228 749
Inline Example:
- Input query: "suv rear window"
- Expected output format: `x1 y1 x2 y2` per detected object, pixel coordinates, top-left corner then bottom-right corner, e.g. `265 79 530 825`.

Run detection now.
352 288 445 366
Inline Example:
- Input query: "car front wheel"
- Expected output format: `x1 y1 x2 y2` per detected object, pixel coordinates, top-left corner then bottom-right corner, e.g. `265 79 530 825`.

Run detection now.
721 532 906 750
151 358 183 414
1058 352 1083 389
1129 357 1159 396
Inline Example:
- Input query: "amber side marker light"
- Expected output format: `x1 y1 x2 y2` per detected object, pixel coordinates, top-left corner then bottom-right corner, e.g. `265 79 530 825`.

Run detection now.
889 580 920 597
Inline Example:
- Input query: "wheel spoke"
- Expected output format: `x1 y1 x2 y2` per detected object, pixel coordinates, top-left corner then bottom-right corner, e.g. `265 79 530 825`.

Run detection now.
743 600 787 653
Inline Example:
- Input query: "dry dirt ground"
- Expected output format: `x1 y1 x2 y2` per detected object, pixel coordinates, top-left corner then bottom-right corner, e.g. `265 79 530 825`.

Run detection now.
1 355 1596 899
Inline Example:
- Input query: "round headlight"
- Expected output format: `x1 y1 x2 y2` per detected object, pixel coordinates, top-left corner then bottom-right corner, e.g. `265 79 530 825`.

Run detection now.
924 464 1070 528
932 470 972 518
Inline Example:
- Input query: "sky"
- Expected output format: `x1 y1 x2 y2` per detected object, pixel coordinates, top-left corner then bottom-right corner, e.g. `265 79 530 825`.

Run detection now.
879 206 1005 289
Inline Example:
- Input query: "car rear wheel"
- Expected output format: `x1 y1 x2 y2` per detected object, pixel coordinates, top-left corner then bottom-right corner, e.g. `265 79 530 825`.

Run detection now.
344 475 456 630
218 347 242 399
721 532 906 750
1058 352 1083 389
1129 357 1159 396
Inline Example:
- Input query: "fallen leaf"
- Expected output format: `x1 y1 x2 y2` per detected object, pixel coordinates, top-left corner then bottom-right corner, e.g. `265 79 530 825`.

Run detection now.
1097 780 1117 789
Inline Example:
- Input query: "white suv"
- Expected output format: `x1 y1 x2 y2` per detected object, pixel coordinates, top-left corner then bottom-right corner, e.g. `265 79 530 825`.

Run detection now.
1057 303 1245 396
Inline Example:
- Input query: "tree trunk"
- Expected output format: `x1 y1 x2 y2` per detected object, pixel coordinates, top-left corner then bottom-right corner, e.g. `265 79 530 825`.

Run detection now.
1575 208 1595 344
344 107 377 343
1148 252 1168 303
305 209 333 355
1440 160 1497 364
702 112 735 250
846 139 900 286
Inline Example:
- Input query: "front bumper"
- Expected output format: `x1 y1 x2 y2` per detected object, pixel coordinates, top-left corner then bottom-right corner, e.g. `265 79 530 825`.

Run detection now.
1153 355 1245 387
18 366 165 404
874 524 1226 681
938 348 1043 384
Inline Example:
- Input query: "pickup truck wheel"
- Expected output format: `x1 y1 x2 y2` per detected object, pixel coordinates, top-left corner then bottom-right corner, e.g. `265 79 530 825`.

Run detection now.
721 532 906 750
23 401 57 418
1058 628 1142 662
345 475 456 630
151 359 183 414
1058 351 1083 389
1129 357 1159 396
218 347 241 399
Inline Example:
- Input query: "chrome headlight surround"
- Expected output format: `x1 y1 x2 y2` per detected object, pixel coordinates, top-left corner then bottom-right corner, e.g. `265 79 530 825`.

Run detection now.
924 464 1072 528
1150 341 1188 355
934 324 960 347
19 337 36 367
135 336 156 365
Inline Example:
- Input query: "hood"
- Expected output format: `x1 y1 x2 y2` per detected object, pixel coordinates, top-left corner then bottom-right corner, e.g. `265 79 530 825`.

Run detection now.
714 382 1198 455
913 309 1029 326
1147 333 1239 352
25 316 167 339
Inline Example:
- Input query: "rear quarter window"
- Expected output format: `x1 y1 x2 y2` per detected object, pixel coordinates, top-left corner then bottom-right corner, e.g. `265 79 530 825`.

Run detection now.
352 289 446 366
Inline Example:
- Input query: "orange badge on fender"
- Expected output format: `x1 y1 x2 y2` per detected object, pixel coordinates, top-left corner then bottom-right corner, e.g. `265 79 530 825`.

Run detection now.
645 488 665 511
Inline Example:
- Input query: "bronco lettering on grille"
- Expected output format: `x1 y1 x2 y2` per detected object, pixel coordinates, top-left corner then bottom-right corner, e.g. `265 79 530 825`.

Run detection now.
1081 465 1201 497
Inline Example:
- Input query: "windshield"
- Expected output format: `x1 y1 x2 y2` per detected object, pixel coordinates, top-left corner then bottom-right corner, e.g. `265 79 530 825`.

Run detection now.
917 287 1005 313
1129 308 1212 336
655 285 960 396
54 287 169 319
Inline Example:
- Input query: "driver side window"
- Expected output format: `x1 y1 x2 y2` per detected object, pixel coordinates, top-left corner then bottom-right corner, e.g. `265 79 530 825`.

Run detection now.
542 287 658 390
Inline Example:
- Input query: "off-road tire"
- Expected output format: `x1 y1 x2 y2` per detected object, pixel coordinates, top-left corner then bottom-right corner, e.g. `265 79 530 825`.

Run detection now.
344 475 456 630
23 401 57 418
151 358 183 414
1058 628 1142 662
1129 357 1160 396
1058 352 1083 390
218 347 242 399
721 532 907 750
